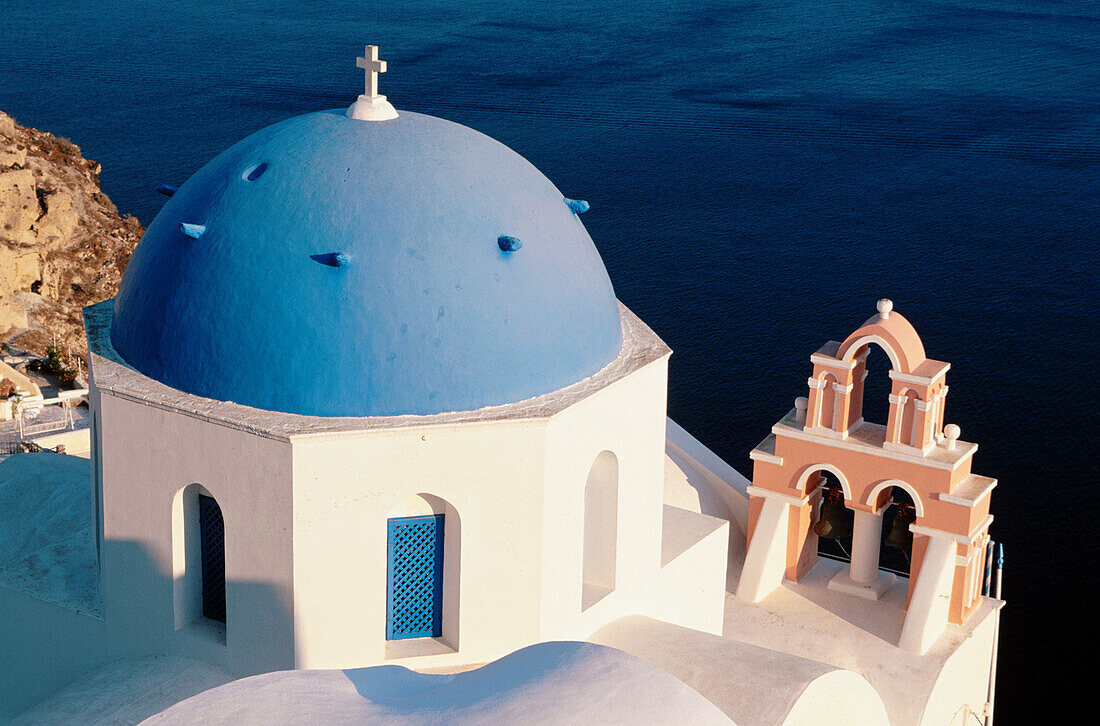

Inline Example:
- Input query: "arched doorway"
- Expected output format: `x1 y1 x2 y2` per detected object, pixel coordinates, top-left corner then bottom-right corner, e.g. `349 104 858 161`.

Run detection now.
172 484 226 633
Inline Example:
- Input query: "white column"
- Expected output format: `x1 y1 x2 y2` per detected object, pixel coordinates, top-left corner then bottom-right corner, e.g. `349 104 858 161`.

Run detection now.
850 510 883 584
736 496 791 603
899 532 957 654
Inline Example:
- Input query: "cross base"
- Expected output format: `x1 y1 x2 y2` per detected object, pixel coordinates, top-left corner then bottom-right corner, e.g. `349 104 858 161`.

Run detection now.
346 94 399 122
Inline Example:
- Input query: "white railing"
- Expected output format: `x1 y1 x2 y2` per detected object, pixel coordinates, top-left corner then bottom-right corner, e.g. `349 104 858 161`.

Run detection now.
15 388 87 439
21 418 69 437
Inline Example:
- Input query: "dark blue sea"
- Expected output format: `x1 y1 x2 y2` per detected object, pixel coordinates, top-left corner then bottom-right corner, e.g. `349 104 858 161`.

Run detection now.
2 0 1096 719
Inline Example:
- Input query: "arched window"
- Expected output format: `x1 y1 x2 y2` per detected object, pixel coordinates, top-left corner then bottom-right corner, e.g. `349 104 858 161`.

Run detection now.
386 494 460 647
582 451 618 610
198 495 226 623
897 389 920 447
172 484 226 636
817 374 837 430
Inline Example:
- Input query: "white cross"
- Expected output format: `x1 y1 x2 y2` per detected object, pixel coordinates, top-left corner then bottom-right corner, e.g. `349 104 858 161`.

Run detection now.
356 45 387 100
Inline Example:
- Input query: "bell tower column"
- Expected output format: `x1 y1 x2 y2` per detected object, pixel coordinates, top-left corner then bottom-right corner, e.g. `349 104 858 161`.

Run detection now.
826 506 896 600
850 510 883 583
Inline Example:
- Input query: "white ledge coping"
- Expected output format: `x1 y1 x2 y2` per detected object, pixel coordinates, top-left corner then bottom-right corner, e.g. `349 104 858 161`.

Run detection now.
888 364 949 386
937 475 997 508
748 434 783 465
910 514 993 546
771 412 976 472
745 485 812 507
811 352 860 370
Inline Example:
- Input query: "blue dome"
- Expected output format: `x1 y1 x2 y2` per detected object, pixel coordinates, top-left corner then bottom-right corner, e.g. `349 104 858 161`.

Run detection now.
111 110 622 417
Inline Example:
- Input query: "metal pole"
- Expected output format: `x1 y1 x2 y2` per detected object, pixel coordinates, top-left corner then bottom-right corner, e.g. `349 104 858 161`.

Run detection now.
982 539 995 596
995 543 1003 600
984 544 1004 726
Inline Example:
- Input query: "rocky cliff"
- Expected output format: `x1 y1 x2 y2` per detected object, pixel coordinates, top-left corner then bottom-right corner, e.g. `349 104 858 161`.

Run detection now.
1 110 142 363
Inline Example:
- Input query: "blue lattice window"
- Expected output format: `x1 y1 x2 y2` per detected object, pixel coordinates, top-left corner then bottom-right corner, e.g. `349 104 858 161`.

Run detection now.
386 514 444 640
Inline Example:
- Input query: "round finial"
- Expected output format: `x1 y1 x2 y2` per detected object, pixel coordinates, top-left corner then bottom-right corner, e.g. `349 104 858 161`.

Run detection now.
944 423 960 450
794 396 809 424
877 299 893 320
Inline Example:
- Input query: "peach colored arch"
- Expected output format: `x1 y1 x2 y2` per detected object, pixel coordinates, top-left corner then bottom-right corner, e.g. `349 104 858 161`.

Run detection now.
795 464 853 500
837 312 927 374
840 334 902 370
897 386 923 401
864 479 925 517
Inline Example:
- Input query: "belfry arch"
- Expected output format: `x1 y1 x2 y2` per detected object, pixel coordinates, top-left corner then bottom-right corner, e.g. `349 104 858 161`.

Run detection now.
805 299 949 452
877 485 919 576
840 334 903 371
795 463 852 499
865 479 925 518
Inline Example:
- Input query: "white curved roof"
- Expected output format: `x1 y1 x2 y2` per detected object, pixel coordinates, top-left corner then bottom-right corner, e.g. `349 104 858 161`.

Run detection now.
142 641 733 725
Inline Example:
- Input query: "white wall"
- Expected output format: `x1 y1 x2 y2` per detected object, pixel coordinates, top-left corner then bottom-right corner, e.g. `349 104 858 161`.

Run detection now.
542 356 670 639
0 587 106 716
96 391 296 677
919 602 1000 726
289 417 550 670
648 505 728 634
87 343 725 677
288 354 693 670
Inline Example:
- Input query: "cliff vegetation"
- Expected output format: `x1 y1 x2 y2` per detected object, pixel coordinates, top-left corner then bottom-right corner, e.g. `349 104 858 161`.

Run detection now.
1 110 142 369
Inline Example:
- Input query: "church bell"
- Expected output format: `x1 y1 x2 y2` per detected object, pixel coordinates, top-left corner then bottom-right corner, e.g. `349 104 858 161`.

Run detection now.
813 487 852 540
884 503 916 554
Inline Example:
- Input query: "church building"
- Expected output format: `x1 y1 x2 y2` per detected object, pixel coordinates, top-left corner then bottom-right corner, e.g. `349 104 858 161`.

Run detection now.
0 47 1004 726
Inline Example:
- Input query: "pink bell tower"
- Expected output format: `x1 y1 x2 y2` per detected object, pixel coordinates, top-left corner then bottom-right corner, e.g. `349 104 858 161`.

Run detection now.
737 300 996 654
